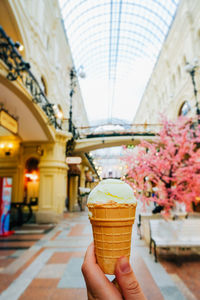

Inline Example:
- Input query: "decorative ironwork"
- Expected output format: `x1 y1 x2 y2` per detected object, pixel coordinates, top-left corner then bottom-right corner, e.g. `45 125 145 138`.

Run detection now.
69 67 78 134
73 123 160 139
85 152 100 178
66 137 75 156
0 26 61 129
85 131 155 138
185 62 200 122
71 123 80 140
68 66 85 138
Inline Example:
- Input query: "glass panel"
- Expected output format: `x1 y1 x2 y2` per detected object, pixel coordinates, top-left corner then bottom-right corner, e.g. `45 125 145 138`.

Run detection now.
59 0 180 124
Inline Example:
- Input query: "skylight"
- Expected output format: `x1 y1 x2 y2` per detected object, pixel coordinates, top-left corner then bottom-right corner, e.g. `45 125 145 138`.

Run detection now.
59 0 179 125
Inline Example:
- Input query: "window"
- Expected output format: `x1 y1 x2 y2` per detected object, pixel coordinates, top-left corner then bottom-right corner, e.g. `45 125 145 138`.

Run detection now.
178 101 191 116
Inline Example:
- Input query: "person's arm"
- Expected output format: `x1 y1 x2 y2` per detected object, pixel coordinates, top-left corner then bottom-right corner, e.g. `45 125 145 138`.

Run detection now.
82 243 146 300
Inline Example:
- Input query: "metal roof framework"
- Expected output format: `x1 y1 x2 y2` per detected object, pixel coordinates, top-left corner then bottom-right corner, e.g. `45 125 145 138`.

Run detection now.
59 0 179 124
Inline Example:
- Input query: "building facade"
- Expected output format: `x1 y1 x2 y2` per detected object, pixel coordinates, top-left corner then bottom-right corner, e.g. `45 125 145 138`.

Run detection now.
134 0 200 124
0 0 92 223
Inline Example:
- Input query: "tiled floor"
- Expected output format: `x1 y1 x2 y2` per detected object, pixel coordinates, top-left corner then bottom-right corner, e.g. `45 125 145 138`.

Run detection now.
160 255 200 299
0 212 198 300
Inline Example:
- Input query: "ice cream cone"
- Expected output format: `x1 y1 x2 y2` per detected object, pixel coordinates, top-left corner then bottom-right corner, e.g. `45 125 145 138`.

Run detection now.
88 203 137 274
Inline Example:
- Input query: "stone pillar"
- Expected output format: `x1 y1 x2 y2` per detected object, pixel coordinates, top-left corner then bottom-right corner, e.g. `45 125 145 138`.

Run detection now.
68 175 79 212
36 132 69 223
80 165 86 188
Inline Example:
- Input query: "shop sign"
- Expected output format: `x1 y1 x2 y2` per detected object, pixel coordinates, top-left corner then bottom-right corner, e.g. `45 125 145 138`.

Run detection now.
66 156 82 164
0 110 18 134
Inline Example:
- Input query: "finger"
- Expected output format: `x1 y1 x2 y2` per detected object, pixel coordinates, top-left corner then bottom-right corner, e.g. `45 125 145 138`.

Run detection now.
115 256 146 300
82 243 122 299
112 278 123 295
112 278 126 300
82 243 108 287
84 242 95 263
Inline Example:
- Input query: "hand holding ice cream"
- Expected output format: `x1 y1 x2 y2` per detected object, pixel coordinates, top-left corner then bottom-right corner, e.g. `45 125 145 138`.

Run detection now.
87 179 137 274
82 243 146 300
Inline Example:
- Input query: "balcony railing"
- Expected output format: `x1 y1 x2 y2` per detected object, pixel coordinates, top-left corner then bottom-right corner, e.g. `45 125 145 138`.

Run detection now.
74 123 161 139
0 26 61 129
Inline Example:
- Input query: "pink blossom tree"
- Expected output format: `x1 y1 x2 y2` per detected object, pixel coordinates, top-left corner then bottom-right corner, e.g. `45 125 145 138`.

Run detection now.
122 117 200 214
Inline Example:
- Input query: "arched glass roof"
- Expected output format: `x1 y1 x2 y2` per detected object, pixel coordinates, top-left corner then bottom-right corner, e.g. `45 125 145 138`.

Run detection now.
59 0 179 124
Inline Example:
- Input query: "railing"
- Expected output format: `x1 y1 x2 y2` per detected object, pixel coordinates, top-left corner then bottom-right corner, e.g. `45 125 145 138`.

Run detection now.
75 123 161 139
85 152 100 178
0 26 61 129
62 117 80 140
71 122 80 139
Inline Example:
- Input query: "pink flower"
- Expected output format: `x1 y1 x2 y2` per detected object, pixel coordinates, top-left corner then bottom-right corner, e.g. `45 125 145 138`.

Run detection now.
122 116 200 214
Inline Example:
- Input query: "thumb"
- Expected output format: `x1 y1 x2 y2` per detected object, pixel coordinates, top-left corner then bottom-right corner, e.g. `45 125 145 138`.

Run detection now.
115 256 146 300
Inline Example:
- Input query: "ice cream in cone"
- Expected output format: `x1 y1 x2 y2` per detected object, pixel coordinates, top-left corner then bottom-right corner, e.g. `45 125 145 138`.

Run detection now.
87 179 137 274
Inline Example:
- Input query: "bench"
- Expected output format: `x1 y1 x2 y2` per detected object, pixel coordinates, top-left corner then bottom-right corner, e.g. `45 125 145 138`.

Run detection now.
149 219 200 262
137 213 163 242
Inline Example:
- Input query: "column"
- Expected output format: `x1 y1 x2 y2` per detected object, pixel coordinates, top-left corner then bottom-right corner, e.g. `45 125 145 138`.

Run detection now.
68 175 79 212
80 165 86 188
36 132 69 223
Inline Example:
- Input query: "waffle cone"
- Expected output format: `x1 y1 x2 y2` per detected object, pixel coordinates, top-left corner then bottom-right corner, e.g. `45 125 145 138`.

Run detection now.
88 203 136 274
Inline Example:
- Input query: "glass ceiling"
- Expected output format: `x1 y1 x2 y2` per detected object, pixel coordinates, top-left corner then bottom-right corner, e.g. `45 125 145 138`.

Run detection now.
59 0 179 125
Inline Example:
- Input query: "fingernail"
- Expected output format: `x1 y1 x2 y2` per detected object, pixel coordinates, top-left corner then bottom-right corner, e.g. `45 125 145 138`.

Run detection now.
119 257 131 273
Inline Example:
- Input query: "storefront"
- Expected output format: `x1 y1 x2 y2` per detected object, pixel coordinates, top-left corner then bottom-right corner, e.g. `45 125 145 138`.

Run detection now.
0 0 97 225
0 2 71 224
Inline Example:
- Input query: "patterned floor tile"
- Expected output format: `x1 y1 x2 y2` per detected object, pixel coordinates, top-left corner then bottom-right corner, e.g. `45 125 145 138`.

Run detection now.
47 252 72 264
68 224 85 236
82 225 92 235
10 250 26 258
51 288 87 300
0 258 15 268
170 274 197 300
58 257 86 288
132 251 164 300
29 278 60 288
19 287 55 300
0 274 16 294
0 250 16 257
36 264 66 278
0 211 199 300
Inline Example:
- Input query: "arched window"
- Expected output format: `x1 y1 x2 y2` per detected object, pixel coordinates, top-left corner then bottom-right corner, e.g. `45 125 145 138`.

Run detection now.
178 101 191 116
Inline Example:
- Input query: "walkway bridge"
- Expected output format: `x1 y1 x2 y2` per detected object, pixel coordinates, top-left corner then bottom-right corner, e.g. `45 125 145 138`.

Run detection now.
73 123 161 153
